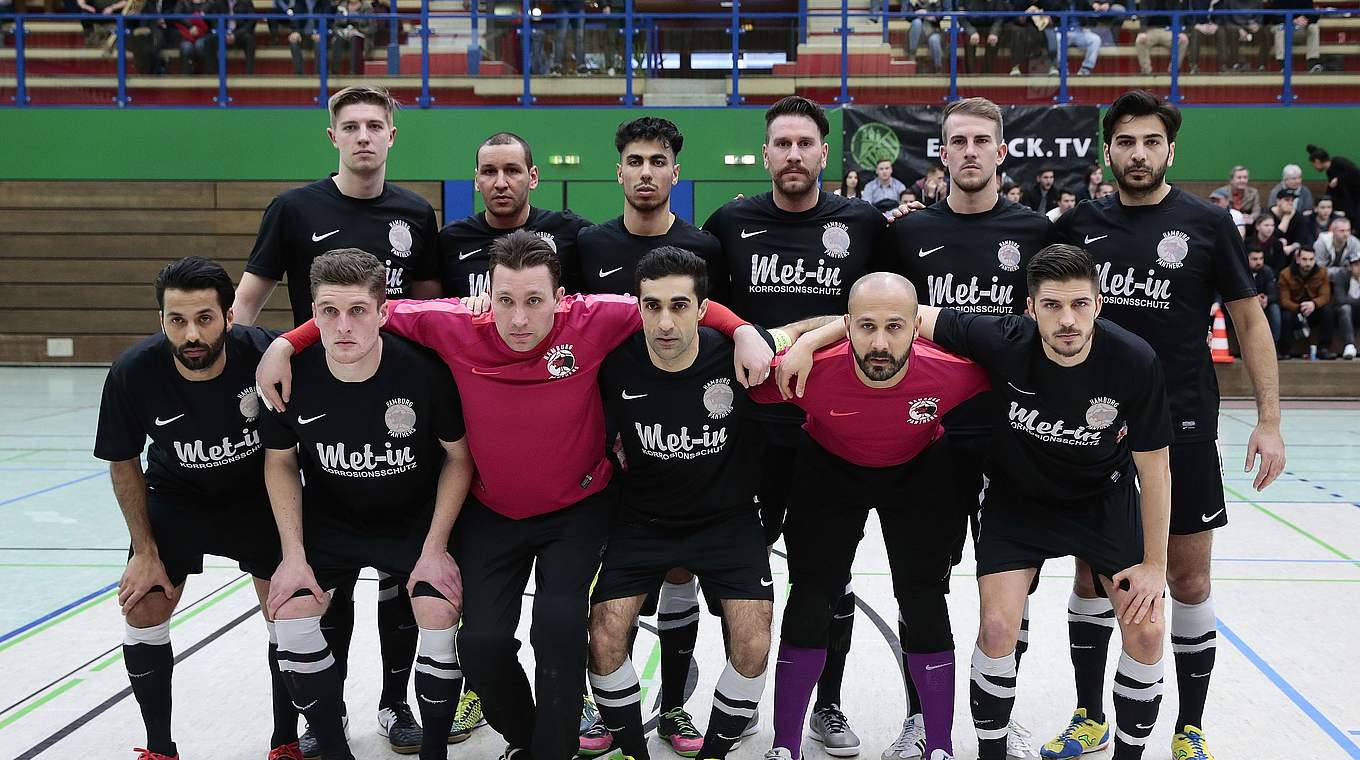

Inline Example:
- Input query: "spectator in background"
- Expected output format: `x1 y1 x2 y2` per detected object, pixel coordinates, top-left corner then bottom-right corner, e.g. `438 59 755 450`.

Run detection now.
958 0 1008 73
900 189 919 206
1095 180 1116 198
906 0 946 72
1267 0 1321 72
863 159 909 209
1269 187 1305 258
1186 0 1240 73
1075 163 1103 202
1331 250 1360 359
914 165 949 204
1086 0 1127 46
75 0 125 47
1002 181 1024 204
1308 144 1360 222
1245 248 1283 348
553 0 587 74
1134 0 1191 74
1215 164 1262 224
1278 247 1334 358
835 168 863 199
330 0 375 73
1268 163 1315 212
1022 165 1060 213
1045 188 1077 221
1248 213 1290 271
127 0 172 74
1210 187 1249 236
216 0 257 75
1005 0 1056 75
173 0 214 74
1045 0 1103 76
1298 195 1340 248
1316 216 1359 268
279 0 330 74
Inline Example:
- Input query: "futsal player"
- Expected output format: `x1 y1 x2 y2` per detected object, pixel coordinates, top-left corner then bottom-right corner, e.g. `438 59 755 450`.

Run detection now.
750 272 990 760
261 250 473 760
883 96 1053 760
589 247 780 760
231 84 444 755
254 230 775 760
1045 91 1286 760
95 257 293 760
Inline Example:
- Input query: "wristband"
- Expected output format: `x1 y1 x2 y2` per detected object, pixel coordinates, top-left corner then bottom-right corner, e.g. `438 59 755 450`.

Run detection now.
771 329 792 353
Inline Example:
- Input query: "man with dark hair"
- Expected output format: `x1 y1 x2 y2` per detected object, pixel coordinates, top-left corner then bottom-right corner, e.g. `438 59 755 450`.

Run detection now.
589 246 781 760
232 85 443 756
95 256 294 760
1297 194 1340 249
1022 166 1060 214
700 94 901 757
1246 248 1283 348
1047 90 1284 760
254 230 779 760
1277 247 1334 358
1308 144 1360 222
261 249 474 760
1046 189 1077 222
439 131 592 298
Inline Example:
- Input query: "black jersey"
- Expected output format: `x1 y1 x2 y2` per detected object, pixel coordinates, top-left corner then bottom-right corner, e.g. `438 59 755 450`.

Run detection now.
576 215 726 298
438 206 592 298
245 176 441 326
933 310 1172 506
600 328 766 527
1052 187 1256 442
94 325 279 503
891 196 1055 436
258 333 465 532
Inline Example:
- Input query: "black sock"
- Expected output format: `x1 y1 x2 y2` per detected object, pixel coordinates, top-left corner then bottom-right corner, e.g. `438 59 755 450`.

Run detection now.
267 623 300 748
319 580 356 698
657 580 700 713
970 646 1016 760
377 572 419 709
124 622 175 757
589 659 649 759
814 585 854 710
627 616 640 656
897 616 920 716
277 617 353 760
1111 652 1164 760
1068 593 1116 723
415 626 462 760
699 661 766 760
1171 595 1216 730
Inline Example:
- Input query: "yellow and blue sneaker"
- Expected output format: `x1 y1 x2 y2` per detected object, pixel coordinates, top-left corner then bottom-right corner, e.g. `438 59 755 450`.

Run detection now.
1040 709 1110 759
1172 725 1215 760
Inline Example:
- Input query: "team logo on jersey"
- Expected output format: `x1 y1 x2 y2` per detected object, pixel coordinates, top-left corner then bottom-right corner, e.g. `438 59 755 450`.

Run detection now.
997 240 1021 272
1085 397 1119 430
822 222 851 259
237 386 260 422
1155 230 1190 269
536 231 559 253
384 397 417 438
702 377 735 419
544 344 577 378
907 397 941 424
388 220 413 258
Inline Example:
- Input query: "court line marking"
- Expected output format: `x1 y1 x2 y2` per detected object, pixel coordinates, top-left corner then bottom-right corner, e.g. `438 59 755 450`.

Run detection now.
1225 483 1360 567
0 583 118 647
0 471 107 508
1218 618 1360 760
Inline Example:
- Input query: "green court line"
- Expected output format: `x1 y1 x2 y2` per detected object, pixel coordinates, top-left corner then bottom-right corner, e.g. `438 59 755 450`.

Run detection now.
0 450 39 464
635 639 662 708
90 576 254 673
0 679 83 732
0 590 117 654
1225 483 1360 566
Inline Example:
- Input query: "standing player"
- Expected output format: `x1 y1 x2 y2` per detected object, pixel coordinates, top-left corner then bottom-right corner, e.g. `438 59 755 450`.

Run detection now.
261 250 473 760
909 245 1173 760
1045 90 1285 760
254 231 775 760
884 97 1053 760
94 257 294 760
749 272 989 760
231 84 444 756
439 132 592 298
589 247 777 760
702 96 898 756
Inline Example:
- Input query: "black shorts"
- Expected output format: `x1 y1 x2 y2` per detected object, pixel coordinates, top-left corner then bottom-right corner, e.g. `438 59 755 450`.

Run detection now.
593 509 773 608
1169 440 1227 535
946 431 990 565
756 419 804 546
302 512 431 592
784 437 962 598
139 489 281 587
976 480 1144 586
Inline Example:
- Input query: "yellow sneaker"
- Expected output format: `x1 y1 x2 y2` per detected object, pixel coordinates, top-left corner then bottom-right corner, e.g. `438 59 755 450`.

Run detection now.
1172 725 1216 760
1040 709 1110 758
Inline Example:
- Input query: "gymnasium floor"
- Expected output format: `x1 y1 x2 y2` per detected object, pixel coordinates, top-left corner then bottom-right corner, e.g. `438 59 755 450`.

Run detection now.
1 365 1358 760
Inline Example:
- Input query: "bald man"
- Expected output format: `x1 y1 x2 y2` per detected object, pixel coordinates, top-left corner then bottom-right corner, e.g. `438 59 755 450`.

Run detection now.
748 273 991 760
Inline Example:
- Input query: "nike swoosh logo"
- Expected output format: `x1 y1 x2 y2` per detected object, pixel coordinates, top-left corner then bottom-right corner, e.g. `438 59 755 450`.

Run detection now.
390 667 410 674
717 732 742 741
925 663 951 671
832 612 854 619
599 267 623 278
760 578 773 587
1071 645 1095 649
1201 508 1226 523
298 414 326 425
420 695 449 705
1191 672 1211 678
1084 235 1107 245
128 670 155 678
471 368 502 376
1136 723 1154 729
293 700 318 711
398 622 418 630
459 248 483 261
740 229 768 239
154 414 185 426
829 410 859 417
1007 382 1036 396
312 230 340 242
918 245 945 257
622 391 648 400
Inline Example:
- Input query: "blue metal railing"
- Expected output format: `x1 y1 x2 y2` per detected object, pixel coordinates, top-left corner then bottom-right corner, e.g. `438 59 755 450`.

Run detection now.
1 6 1355 107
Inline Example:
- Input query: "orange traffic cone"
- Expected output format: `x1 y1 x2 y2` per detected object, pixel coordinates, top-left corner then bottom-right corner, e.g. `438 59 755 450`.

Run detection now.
1210 303 1234 364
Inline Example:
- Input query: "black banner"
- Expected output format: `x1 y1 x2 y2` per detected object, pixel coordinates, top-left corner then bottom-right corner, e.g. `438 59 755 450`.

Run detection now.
843 105 1101 189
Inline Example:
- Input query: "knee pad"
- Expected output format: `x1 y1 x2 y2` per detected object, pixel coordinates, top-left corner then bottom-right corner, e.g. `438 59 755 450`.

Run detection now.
899 592 953 653
780 585 835 648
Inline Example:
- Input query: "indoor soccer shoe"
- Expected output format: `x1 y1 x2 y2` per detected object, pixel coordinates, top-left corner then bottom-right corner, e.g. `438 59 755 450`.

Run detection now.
1040 709 1110 758
377 702 423 754
298 713 349 760
448 689 486 743
809 704 861 757
763 749 795 760
658 707 705 757
881 714 925 760
134 749 178 760
267 741 304 760
1172 725 1216 760
579 697 615 757
1007 720 1040 759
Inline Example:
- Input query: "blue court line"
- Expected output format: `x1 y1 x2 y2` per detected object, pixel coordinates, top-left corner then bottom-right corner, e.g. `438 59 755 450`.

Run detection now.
1218 618 1360 759
0 468 103 474
0 471 107 508
0 582 119 645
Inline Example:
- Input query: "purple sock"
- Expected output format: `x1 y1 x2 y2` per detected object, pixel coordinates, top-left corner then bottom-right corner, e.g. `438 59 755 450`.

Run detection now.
906 649 956 755
773 642 826 754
